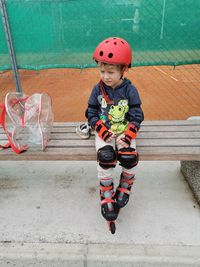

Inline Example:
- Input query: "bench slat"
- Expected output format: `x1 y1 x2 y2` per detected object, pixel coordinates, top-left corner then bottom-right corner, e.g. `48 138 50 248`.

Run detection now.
1 131 200 140
140 125 200 132
49 125 200 134
47 139 200 147
50 132 200 139
138 132 200 138
1 131 200 141
1 121 200 134
51 125 200 133
52 120 200 127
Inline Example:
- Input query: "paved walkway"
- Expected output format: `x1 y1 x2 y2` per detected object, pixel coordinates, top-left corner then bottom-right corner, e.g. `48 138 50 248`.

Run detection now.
0 161 200 266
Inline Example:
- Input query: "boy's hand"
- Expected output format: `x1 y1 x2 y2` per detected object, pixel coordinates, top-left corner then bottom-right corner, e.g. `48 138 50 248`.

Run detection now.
106 130 115 142
95 120 115 142
116 134 129 148
117 123 138 147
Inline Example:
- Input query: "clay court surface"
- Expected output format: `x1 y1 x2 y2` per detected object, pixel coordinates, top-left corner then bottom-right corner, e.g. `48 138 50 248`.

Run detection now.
0 64 200 121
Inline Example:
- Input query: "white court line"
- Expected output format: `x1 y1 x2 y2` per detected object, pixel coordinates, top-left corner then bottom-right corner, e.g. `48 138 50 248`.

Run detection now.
153 66 178 81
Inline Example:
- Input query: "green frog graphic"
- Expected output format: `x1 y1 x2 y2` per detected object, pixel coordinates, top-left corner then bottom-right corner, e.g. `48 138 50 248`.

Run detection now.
108 100 129 134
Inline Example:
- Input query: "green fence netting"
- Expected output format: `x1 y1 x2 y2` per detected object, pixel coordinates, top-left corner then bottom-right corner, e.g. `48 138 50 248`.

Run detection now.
0 0 200 70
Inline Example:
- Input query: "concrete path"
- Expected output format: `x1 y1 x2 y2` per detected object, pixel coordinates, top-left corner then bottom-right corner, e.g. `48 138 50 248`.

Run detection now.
0 161 200 266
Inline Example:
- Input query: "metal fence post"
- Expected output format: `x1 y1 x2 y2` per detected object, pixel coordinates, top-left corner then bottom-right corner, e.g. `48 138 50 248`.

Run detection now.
160 0 166 40
0 0 22 93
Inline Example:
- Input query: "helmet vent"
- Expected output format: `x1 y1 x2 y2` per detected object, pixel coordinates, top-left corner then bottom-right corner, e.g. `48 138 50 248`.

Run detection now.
108 53 113 58
121 41 124 44
114 42 117 45
99 51 104 56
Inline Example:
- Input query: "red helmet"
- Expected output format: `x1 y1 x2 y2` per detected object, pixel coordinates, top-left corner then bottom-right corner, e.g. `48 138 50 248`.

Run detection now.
93 37 132 67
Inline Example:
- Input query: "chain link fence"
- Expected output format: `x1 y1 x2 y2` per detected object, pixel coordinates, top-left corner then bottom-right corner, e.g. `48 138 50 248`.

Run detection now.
1 0 200 70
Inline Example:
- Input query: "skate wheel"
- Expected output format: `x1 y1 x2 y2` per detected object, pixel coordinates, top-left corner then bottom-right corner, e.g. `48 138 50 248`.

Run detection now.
109 221 116 234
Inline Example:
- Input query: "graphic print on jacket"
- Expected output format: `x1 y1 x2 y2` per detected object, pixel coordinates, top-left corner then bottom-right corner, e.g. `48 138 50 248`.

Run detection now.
87 78 144 133
99 98 129 135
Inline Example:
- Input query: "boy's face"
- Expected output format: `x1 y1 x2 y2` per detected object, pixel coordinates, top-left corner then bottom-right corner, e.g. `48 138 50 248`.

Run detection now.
99 63 123 89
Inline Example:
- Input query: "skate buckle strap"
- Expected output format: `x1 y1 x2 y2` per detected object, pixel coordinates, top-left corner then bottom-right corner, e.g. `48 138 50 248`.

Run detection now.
101 198 115 206
100 185 113 192
116 176 134 195
121 178 134 186
117 187 131 195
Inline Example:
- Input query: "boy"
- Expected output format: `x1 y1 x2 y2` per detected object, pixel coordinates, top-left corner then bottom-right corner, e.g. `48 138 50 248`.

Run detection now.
87 37 144 223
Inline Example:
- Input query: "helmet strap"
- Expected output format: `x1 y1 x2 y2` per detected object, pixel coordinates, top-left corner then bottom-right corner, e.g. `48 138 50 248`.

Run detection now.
99 80 113 104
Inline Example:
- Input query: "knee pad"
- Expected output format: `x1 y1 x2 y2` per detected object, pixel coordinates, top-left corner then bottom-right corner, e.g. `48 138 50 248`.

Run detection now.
97 145 117 169
118 147 139 169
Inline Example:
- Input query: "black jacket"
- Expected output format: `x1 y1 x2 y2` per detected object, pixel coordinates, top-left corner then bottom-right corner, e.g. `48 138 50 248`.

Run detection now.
87 78 144 134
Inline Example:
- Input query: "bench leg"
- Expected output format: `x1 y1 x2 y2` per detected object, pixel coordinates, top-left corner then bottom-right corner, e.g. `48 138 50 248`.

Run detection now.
181 161 200 206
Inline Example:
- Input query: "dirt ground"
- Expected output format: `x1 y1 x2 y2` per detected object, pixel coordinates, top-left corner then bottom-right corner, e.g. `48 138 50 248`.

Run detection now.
0 65 200 121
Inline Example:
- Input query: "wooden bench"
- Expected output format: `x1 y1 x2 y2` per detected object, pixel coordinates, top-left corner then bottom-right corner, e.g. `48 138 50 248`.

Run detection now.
0 120 200 161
